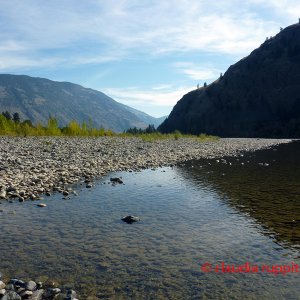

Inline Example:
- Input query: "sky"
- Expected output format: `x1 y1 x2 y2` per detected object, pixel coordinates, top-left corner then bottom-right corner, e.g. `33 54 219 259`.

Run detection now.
0 0 299 117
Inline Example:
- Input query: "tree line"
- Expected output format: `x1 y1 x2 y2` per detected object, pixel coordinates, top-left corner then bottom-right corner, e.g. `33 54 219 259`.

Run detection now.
0 112 114 136
125 124 156 134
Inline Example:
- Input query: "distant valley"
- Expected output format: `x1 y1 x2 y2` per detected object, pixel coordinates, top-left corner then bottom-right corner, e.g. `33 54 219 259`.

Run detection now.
0 74 166 132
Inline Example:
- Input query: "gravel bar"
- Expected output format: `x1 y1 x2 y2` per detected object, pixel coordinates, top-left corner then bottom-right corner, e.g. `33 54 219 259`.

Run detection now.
0 136 292 202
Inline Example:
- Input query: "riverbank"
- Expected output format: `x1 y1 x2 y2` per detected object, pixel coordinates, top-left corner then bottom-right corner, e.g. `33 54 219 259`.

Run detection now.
0 137 292 201
0 276 77 300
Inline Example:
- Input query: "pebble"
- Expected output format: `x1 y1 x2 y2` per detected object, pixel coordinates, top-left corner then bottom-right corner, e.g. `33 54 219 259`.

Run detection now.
37 203 47 208
0 281 5 289
25 280 37 291
3 292 21 299
0 277 79 300
121 215 140 223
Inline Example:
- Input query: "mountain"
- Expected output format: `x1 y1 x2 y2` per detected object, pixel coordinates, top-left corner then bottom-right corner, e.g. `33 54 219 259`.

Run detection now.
0 74 158 132
159 22 300 138
119 103 167 128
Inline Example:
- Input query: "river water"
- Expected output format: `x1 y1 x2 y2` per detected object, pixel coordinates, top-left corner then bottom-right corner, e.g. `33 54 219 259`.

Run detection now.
0 141 299 299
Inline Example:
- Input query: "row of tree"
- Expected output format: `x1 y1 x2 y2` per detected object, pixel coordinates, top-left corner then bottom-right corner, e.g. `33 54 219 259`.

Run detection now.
2 111 21 123
0 113 114 137
125 124 156 134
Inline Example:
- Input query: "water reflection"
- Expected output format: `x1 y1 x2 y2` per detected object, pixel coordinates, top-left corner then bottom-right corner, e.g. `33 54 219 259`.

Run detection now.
177 141 300 250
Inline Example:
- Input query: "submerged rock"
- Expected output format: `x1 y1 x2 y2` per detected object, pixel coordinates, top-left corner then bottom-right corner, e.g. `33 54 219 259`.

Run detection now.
0 281 6 289
65 289 77 300
25 280 37 291
0 276 78 300
110 177 123 184
30 289 44 300
121 215 140 224
2 291 21 300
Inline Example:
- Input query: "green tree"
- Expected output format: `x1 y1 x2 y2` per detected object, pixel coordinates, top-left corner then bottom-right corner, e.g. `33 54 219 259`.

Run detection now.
2 111 12 120
47 117 61 135
13 112 20 123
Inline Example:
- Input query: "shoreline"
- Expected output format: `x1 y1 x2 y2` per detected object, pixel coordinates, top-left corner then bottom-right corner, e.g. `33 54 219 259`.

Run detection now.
0 137 293 202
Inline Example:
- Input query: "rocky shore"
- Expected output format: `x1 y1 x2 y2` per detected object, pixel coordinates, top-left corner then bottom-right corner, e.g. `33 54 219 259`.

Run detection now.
0 136 292 203
0 275 77 299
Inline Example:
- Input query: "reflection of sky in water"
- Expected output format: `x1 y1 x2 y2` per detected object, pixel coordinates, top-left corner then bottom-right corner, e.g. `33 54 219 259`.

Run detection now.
0 142 299 299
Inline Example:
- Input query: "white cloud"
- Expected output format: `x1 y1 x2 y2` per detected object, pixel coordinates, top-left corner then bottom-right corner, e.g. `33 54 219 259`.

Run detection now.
0 0 295 70
173 62 220 81
102 85 195 117
249 0 300 21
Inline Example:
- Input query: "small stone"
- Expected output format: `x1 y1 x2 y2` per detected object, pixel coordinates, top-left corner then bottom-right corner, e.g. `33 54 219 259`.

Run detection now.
86 184 92 188
46 192 51 196
6 284 15 291
25 280 37 291
65 289 77 300
18 197 24 202
110 177 123 184
0 289 6 296
121 215 140 224
63 191 69 196
8 279 25 288
30 289 44 300
0 280 5 289
19 290 33 298
43 288 61 298
2 291 21 300
19 191 26 196
0 190 6 199
36 282 43 289
37 203 47 207
6 186 17 192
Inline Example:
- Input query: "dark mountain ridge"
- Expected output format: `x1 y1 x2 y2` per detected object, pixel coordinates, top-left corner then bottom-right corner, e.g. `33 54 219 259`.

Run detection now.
159 22 300 137
0 74 164 132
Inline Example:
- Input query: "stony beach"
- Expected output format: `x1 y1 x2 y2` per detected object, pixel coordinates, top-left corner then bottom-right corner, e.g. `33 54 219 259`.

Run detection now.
0 136 292 203
0 275 77 300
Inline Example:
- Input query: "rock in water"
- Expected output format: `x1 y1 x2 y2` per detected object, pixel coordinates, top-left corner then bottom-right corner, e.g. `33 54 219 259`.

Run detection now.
110 177 123 184
121 215 140 224
30 289 44 300
0 281 5 289
2 291 21 300
65 289 77 300
25 280 37 291
37 203 47 207
0 190 6 199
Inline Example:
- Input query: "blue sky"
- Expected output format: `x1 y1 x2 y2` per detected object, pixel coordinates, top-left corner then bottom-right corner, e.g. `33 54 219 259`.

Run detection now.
0 0 298 117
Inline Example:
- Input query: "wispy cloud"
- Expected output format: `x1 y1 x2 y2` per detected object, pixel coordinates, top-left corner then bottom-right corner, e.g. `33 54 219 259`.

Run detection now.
102 85 195 116
0 0 295 70
249 0 300 21
173 62 220 81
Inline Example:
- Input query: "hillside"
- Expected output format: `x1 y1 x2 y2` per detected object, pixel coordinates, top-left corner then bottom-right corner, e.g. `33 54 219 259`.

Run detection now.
119 103 167 128
159 22 300 138
0 74 161 132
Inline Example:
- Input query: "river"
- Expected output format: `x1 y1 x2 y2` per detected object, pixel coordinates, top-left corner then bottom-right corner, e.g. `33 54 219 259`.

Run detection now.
0 141 299 299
